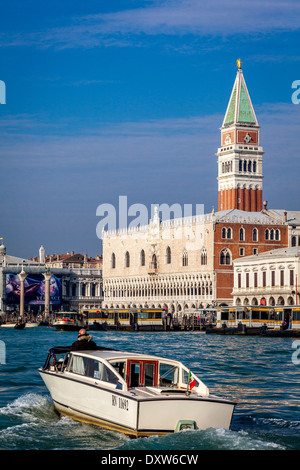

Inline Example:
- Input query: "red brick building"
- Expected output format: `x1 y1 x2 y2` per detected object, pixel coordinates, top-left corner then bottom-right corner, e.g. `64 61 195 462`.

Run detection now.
213 212 288 304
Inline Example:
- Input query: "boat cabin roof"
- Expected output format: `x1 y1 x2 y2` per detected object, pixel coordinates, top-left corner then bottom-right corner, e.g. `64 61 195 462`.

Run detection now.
71 348 181 366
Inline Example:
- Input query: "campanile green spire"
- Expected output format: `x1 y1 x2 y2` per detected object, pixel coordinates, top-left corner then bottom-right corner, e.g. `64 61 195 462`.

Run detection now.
217 59 263 213
223 60 258 127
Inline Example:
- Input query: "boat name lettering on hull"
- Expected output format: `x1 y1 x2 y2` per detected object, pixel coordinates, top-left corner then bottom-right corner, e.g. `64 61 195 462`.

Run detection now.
112 395 129 411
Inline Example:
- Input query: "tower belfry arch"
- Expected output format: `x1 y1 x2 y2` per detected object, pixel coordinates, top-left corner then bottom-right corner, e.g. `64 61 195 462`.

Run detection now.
217 60 264 212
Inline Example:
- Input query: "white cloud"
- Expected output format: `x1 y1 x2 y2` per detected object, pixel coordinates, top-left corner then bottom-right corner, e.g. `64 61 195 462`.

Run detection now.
0 102 299 184
0 113 220 170
1 0 300 49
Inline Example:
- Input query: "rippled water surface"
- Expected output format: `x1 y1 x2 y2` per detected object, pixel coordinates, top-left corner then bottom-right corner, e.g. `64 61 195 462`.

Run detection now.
0 327 299 450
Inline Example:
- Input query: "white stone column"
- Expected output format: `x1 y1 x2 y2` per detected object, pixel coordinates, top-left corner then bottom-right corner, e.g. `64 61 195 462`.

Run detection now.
43 271 52 319
18 268 27 320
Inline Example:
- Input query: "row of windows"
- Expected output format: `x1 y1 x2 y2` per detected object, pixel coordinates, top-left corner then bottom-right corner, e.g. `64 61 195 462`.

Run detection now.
237 269 295 288
65 282 102 297
112 248 233 268
111 248 208 269
239 159 257 173
110 227 283 270
221 227 281 241
111 242 287 270
69 355 120 384
69 356 195 390
265 229 281 241
235 296 296 307
221 160 257 174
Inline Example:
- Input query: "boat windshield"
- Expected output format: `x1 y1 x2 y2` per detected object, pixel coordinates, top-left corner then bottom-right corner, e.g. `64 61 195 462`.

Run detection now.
159 363 179 387
110 361 126 379
159 363 200 389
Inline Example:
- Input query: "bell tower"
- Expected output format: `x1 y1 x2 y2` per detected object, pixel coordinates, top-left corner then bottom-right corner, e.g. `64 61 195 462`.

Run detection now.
217 60 264 212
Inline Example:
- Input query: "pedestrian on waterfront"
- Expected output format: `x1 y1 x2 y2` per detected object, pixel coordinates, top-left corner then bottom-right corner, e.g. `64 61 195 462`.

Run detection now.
70 328 98 351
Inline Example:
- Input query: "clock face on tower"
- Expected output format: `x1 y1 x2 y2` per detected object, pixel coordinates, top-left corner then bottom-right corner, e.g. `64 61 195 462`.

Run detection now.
244 133 252 144
236 130 258 145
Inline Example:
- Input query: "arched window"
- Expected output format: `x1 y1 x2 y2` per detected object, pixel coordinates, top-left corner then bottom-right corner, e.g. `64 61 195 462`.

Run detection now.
275 229 280 241
253 161 257 172
201 249 207 265
270 229 274 240
182 251 188 267
111 253 116 269
248 161 252 172
125 251 130 268
221 227 226 239
239 227 245 241
151 253 157 269
140 249 145 266
269 297 275 306
265 229 269 240
253 228 258 242
277 296 284 306
239 160 242 172
243 160 247 172
166 246 171 264
227 227 232 239
72 283 76 296
220 248 231 265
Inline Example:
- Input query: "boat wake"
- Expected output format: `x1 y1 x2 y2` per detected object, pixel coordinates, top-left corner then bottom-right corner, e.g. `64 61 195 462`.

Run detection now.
0 393 128 450
0 393 296 450
118 425 286 451
0 393 54 416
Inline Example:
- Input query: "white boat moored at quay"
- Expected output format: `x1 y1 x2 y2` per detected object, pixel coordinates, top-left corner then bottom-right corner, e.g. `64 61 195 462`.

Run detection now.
25 321 38 327
39 346 236 437
0 321 26 329
52 312 87 331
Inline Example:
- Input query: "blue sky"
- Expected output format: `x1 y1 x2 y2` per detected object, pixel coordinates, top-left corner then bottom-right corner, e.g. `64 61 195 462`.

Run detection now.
0 0 299 258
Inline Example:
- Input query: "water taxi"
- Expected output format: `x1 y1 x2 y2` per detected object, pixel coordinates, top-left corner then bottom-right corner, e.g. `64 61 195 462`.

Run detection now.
207 305 300 336
83 308 166 331
52 312 87 331
25 321 39 328
39 346 236 437
0 321 26 329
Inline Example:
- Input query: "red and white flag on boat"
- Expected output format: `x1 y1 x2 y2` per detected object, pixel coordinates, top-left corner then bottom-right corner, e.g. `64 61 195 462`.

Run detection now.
188 371 197 390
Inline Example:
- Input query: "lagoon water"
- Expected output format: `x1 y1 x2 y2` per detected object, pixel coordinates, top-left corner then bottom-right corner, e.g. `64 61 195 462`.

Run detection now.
0 326 299 451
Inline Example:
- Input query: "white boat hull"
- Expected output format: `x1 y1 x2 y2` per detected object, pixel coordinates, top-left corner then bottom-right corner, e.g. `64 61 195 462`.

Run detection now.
1 322 25 329
53 321 81 331
138 397 234 434
39 370 235 437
